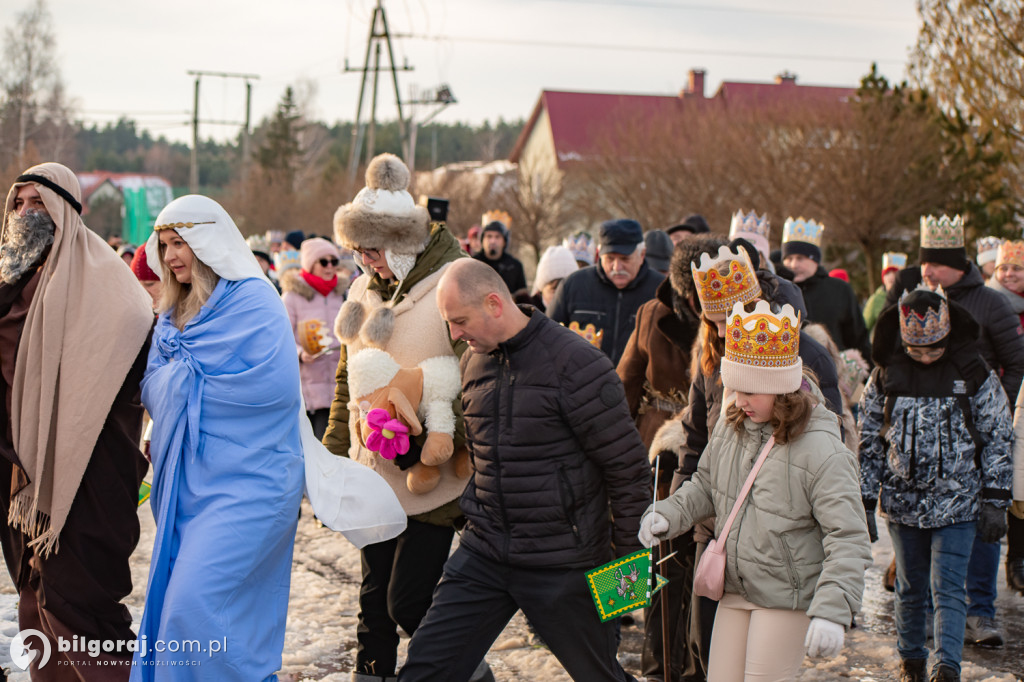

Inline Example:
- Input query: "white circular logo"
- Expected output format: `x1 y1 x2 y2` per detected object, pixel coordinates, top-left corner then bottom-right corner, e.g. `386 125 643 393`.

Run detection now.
10 629 51 670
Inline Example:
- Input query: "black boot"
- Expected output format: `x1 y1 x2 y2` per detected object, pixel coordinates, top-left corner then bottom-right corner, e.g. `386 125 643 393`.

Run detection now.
899 658 927 682
1007 558 1024 595
929 663 959 682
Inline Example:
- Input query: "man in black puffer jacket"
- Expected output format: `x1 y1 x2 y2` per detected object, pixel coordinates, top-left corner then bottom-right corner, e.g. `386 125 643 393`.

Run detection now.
401 259 648 682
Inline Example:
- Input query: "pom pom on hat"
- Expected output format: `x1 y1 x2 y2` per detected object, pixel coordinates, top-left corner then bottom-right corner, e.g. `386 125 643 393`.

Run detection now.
333 153 431 255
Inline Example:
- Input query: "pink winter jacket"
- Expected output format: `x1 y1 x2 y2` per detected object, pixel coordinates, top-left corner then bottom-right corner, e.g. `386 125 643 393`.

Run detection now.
281 270 347 411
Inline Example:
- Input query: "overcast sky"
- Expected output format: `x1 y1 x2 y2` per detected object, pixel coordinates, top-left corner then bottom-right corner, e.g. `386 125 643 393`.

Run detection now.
5 0 922 145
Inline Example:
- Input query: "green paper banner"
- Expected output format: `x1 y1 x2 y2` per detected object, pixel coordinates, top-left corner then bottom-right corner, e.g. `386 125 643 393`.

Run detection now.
585 548 668 622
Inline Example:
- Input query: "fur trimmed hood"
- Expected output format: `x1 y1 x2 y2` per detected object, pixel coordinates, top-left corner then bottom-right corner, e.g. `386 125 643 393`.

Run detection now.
333 153 431 255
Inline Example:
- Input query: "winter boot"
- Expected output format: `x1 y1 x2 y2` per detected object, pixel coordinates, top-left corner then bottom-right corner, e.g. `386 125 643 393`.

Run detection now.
1007 558 1024 595
899 658 927 682
350 673 396 682
929 664 959 682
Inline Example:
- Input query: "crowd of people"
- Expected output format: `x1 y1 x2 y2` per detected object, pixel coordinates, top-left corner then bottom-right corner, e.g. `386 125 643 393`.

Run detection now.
0 156 1021 682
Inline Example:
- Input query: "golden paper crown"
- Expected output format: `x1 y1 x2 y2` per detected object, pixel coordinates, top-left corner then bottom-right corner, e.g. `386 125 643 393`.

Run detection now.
882 252 907 270
997 240 1024 268
782 217 824 247
691 245 762 314
481 209 512 228
724 300 801 370
729 210 770 241
919 215 964 249
568 321 603 348
299 318 334 355
898 284 950 346
977 236 1004 256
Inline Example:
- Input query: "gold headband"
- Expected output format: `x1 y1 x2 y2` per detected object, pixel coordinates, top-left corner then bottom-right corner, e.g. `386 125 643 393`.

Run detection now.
154 221 215 231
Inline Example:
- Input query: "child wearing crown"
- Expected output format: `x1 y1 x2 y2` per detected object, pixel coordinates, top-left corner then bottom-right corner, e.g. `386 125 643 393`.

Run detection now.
859 285 1013 682
640 301 870 679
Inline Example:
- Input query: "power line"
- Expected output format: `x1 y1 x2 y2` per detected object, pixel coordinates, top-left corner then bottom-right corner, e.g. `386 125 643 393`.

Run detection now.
395 33 907 66
530 0 918 25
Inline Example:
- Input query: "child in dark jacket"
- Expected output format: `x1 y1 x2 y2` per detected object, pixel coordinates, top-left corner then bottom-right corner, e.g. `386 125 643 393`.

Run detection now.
859 285 1013 682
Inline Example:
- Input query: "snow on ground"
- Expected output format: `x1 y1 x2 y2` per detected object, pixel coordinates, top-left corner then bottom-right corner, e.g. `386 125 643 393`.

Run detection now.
1 498 1021 680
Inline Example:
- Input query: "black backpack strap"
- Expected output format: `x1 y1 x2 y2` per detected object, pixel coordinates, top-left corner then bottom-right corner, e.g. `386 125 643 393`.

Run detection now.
954 392 983 470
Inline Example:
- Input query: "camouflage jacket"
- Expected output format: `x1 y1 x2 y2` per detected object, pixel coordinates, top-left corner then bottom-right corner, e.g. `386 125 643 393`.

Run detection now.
859 368 1013 528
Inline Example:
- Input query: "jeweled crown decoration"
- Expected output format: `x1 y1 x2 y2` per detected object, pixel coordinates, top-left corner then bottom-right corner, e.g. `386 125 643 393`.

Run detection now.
481 209 512 228
919 215 963 249
997 240 1024 268
729 210 770 241
899 284 950 346
782 217 824 247
977 236 1005 256
691 245 762 314
724 300 801 370
882 252 907 270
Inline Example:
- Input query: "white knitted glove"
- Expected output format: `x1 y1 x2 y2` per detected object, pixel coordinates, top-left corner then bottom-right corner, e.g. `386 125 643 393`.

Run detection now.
638 512 669 548
804 617 844 658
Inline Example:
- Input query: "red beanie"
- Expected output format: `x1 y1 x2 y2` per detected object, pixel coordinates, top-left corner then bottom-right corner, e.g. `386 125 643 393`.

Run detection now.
131 246 159 282
828 268 849 283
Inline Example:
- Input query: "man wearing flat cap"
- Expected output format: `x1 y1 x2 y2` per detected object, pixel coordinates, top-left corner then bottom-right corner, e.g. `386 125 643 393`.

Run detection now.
0 163 154 679
548 218 662 365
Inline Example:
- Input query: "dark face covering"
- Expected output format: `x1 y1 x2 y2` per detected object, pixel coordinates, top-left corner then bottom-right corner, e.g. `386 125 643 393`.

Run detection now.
0 211 56 285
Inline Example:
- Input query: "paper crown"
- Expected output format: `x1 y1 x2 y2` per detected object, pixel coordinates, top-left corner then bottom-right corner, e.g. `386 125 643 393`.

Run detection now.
919 215 964 249
882 252 907 271
274 249 302 273
899 284 950 346
692 245 762 314
997 240 1024 268
563 231 596 265
246 234 270 255
977 236 1004 255
782 217 824 247
481 209 512 228
729 210 770 241
724 300 801 370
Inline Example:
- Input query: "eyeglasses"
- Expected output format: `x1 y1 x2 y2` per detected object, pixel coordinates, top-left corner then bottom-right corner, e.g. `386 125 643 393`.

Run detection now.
319 257 340 267
353 247 381 260
905 346 946 361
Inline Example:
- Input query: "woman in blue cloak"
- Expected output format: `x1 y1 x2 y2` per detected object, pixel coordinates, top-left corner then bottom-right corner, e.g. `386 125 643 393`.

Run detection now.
131 195 309 681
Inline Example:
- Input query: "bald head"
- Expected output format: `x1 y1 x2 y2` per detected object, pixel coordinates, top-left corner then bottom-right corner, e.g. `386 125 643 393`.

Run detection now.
437 258 529 353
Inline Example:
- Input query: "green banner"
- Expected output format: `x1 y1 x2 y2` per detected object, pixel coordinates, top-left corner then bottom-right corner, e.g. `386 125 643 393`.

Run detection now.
585 548 668 622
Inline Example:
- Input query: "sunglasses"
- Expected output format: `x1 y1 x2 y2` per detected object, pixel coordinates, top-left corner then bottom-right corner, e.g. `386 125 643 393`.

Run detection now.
319 257 340 267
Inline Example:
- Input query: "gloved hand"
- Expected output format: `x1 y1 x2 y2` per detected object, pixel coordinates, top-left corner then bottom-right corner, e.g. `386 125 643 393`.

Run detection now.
863 499 878 543
638 512 669 548
804 617 845 658
977 502 1007 543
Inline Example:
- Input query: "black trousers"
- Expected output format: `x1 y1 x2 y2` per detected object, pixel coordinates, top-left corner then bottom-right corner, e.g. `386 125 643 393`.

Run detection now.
356 518 455 676
1008 512 1024 561
399 545 636 682
307 408 330 441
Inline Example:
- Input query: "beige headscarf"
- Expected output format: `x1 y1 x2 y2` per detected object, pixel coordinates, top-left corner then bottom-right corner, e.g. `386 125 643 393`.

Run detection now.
3 162 153 557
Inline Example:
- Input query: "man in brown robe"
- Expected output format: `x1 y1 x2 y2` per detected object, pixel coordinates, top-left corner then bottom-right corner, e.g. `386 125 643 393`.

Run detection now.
0 163 153 680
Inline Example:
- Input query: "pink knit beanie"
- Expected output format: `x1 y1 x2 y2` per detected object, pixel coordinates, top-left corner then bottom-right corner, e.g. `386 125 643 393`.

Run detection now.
300 238 341 273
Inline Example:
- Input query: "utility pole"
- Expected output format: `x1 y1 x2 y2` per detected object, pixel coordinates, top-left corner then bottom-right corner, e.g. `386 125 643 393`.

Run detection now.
187 70 260 194
344 0 412 184
405 83 456 172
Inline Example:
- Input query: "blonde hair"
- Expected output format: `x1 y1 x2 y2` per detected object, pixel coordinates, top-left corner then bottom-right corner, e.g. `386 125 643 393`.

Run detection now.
724 368 819 445
156 241 220 330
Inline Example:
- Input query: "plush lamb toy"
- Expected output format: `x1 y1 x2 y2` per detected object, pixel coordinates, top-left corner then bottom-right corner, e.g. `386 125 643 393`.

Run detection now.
347 347 470 494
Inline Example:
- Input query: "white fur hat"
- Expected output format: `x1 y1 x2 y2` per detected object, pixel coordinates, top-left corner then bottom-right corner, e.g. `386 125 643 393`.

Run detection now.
333 154 431 255
532 245 579 295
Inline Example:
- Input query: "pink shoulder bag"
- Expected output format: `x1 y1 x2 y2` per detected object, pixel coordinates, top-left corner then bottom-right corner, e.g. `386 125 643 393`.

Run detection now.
693 435 776 600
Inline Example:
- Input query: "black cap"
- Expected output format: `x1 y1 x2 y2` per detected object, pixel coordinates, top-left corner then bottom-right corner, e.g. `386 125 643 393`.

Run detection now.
285 230 305 250
666 214 710 236
599 219 644 255
644 230 673 272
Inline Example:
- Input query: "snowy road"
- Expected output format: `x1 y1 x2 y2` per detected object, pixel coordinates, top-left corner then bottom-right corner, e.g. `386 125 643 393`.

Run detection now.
1 499 1021 680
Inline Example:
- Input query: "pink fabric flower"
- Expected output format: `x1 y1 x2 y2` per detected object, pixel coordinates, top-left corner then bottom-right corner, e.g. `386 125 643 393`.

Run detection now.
365 408 410 460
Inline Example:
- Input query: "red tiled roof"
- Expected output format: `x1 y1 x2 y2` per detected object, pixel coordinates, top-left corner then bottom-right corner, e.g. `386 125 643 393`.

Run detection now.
510 76 856 168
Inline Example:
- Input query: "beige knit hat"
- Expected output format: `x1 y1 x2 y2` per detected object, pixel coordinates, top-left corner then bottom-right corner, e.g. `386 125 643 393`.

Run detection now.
720 300 803 394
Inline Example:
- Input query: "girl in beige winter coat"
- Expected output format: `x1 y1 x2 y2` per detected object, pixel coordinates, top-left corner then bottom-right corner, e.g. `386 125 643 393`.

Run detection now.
640 301 871 681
